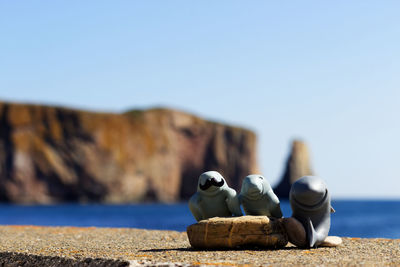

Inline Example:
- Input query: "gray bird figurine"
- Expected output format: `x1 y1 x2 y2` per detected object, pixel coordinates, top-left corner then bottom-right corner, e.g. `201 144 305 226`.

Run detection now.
189 171 243 222
289 176 335 248
239 174 283 218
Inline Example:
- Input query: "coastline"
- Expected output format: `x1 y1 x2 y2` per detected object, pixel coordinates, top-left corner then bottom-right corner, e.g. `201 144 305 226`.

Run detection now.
0 226 399 266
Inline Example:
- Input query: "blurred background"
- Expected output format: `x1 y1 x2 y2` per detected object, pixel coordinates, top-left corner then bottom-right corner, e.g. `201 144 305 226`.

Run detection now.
0 1 399 237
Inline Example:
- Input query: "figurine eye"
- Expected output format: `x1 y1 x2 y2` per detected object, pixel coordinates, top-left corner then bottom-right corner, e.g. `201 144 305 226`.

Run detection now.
259 176 263 179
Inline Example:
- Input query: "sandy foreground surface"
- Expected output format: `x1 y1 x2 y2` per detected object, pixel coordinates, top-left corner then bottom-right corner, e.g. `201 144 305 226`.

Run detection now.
0 226 399 266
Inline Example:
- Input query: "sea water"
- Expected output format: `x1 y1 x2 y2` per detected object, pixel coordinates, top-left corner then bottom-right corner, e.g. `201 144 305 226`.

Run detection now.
0 200 399 238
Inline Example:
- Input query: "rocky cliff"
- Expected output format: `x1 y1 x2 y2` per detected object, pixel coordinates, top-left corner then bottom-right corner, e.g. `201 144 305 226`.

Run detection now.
273 140 313 199
0 101 258 203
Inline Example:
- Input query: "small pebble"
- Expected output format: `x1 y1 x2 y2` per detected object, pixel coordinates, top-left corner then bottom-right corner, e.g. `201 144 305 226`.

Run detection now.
320 236 342 247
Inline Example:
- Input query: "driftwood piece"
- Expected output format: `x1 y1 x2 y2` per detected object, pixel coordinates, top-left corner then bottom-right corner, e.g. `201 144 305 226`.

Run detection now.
186 216 288 249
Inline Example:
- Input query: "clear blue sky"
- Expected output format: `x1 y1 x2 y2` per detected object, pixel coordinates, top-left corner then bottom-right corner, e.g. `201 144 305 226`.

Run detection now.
1 1 399 198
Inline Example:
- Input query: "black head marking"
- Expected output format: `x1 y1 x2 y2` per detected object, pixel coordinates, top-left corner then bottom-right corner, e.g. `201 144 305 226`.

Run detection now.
200 178 224 191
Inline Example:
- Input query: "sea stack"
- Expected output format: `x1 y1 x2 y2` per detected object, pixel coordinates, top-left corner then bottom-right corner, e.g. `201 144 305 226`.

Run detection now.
273 140 313 199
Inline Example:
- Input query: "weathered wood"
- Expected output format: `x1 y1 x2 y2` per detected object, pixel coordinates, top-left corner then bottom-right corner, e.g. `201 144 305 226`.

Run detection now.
186 216 288 249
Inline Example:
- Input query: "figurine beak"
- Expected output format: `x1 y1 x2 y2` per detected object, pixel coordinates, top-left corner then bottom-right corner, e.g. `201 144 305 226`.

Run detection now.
330 207 335 213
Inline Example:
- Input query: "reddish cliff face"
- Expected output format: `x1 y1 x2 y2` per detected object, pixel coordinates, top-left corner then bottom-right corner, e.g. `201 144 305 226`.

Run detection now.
0 101 258 203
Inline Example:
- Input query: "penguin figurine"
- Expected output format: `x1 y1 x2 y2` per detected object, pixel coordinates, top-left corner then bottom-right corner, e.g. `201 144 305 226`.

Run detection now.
288 176 335 248
189 171 243 222
239 174 283 218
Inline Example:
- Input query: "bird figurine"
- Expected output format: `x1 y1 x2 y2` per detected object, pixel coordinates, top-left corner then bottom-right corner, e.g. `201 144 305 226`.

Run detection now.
189 171 243 221
239 174 283 218
287 176 335 248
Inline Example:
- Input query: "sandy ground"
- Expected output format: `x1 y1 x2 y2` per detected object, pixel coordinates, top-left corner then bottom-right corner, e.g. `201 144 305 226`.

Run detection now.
0 225 399 266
